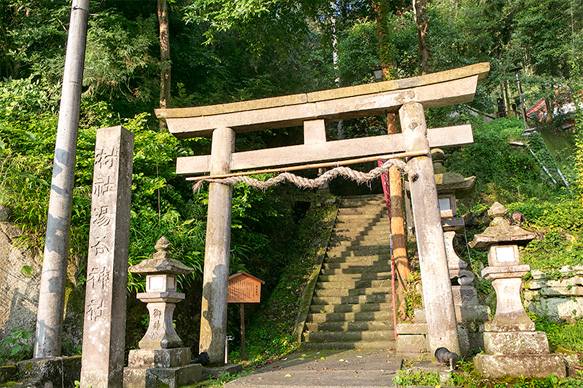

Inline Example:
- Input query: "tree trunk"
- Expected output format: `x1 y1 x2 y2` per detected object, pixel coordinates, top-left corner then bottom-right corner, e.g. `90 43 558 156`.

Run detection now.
545 97 553 122
373 0 410 319
413 0 430 75
503 80 512 118
158 0 171 131
545 85 554 123
331 1 344 139
373 0 395 81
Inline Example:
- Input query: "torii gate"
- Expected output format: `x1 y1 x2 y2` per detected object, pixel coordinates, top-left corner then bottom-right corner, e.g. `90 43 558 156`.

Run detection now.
156 63 490 364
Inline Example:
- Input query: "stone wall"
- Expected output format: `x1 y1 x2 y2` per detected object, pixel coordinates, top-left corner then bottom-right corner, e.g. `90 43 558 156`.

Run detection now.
524 266 583 321
0 221 42 349
0 218 84 355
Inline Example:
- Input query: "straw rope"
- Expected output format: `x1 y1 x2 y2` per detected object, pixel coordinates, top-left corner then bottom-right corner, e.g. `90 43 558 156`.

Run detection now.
192 158 416 193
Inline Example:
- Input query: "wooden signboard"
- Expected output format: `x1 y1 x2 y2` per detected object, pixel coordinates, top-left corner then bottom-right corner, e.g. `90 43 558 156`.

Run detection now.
227 271 265 360
228 271 264 304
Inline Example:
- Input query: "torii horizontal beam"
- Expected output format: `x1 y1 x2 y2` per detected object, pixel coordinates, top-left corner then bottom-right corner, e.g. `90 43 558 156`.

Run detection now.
156 63 489 137
176 124 473 176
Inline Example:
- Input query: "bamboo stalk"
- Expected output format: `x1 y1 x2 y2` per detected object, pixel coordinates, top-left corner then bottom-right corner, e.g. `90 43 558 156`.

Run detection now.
186 149 428 181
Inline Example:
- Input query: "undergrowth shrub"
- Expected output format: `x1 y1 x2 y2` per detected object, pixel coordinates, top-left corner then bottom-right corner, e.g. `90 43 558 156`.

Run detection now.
521 228 583 270
506 198 583 270
0 329 33 364
447 116 564 212
0 76 305 292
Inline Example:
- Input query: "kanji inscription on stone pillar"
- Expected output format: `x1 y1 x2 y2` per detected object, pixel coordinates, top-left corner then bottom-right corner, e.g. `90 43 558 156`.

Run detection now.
80 126 134 388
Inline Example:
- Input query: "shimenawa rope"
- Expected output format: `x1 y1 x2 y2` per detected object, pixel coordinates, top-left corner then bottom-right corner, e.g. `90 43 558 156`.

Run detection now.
192 159 417 193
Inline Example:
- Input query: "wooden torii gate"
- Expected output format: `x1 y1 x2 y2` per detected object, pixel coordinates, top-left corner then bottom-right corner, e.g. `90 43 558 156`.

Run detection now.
156 63 490 364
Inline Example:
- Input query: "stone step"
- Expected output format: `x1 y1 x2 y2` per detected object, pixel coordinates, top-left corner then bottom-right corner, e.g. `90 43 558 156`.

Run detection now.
335 214 389 223
327 242 390 252
339 204 386 211
330 231 390 241
323 257 390 266
340 203 386 209
300 340 395 350
331 227 390 237
328 236 390 247
336 210 388 217
320 265 391 275
305 320 392 332
327 245 390 257
309 302 392 314
332 225 389 235
337 207 388 216
328 237 389 247
301 195 398 352
396 323 428 335
318 272 392 283
307 310 392 323
314 287 391 298
340 194 386 207
312 294 391 305
333 219 389 228
316 279 391 289
304 330 395 343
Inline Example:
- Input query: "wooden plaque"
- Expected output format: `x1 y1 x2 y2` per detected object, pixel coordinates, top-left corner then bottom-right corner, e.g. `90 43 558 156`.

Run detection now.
228 271 265 303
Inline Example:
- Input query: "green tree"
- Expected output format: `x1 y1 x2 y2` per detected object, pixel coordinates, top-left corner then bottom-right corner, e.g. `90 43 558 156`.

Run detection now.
83 11 159 115
0 0 69 79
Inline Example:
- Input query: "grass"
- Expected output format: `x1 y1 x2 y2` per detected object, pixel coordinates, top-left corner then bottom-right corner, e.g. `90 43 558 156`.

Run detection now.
535 316 583 353
394 362 583 388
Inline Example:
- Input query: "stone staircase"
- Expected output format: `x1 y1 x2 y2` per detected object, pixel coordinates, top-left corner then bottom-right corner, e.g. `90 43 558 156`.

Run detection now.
301 194 396 350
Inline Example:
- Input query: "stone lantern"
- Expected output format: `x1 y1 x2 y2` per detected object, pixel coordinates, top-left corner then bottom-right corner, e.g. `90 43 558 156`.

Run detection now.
124 236 202 388
470 203 566 379
432 148 476 285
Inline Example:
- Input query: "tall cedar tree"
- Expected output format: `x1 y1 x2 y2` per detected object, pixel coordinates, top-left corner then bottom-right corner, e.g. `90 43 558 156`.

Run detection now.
413 0 430 74
158 0 171 130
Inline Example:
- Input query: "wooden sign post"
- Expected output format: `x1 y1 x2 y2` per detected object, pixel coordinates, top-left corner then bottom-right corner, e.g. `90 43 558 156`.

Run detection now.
228 271 264 361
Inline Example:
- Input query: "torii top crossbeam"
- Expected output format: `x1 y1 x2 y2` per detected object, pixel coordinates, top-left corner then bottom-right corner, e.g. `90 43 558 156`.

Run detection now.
156 63 489 177
157 63 488 137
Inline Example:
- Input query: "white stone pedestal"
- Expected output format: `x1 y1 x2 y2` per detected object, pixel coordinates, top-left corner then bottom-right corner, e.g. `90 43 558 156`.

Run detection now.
474 263 566 378
123 348 202 388
474 353 566 379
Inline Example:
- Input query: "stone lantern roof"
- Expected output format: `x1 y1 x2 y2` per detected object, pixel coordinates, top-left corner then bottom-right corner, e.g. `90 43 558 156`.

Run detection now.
432 148 476 198
469 202 536 249
129 236 193 275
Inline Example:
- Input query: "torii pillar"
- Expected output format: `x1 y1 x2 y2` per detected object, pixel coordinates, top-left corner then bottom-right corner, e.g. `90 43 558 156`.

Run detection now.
401 102 461 355
199 127 235 364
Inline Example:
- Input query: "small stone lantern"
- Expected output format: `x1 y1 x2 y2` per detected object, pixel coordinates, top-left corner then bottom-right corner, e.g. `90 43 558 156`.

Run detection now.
124 237 202 387
470 203 566 379
131 236 192 349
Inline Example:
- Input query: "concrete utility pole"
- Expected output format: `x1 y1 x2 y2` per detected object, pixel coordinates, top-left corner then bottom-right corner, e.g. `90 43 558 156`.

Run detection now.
34 0 90 358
